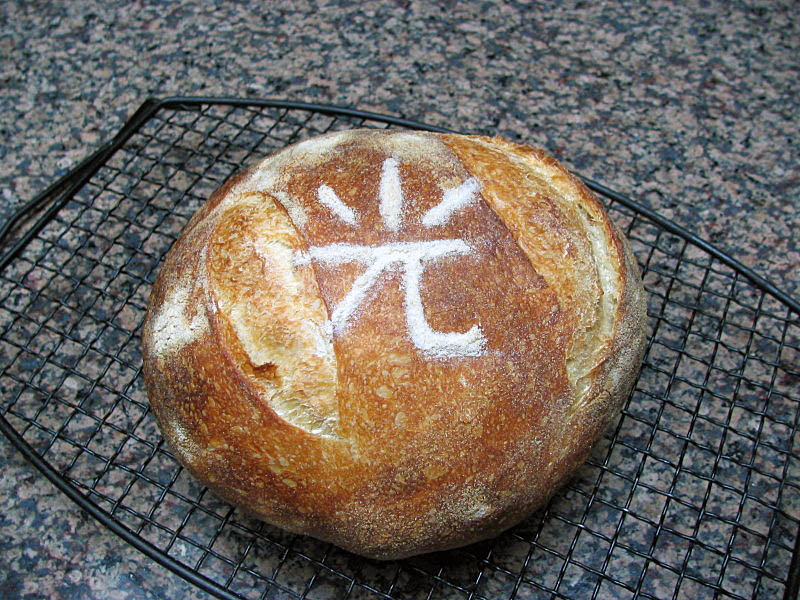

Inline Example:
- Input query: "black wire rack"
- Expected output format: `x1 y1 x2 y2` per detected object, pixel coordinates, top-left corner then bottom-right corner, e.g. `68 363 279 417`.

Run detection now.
1 97 798 600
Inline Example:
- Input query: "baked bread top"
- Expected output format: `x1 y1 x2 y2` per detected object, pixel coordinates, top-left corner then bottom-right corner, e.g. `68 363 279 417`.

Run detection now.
141 129 647 559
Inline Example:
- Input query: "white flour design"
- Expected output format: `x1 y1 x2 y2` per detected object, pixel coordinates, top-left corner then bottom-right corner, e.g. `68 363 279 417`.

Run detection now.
297 158 485 359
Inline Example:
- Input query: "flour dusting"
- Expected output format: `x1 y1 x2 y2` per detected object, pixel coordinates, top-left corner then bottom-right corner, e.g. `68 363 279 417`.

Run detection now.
150 285 207 357
274 190 308 229
296 240 485 358
268 139 490 360
422 178 480 227
404 256 487 358
379 158 404 231
317 184 358 225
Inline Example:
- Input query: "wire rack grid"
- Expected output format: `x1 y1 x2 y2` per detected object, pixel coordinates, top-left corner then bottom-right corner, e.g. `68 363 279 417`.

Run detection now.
0 98 798 600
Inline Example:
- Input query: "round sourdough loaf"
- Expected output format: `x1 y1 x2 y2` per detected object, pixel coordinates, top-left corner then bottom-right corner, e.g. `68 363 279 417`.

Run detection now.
141 130 647 559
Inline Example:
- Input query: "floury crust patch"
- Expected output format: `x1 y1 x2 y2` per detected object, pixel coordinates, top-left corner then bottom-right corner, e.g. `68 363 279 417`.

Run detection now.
292 157 486 359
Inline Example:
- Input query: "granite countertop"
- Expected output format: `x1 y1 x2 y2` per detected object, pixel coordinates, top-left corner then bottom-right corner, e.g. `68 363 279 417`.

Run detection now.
1 1 798 599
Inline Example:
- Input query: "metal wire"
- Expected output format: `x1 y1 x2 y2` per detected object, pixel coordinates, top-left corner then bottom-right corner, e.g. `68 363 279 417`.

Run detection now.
1 98 798 600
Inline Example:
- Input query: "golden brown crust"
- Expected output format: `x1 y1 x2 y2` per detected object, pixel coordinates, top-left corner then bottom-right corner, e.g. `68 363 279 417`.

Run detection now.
141 130 647 559
441 134 648 467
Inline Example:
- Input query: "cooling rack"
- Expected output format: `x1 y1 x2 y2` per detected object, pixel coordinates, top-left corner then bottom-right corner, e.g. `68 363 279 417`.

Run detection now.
1 97 798 600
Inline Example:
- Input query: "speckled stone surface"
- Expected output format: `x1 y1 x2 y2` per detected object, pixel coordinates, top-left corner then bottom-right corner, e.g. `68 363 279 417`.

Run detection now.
0 1 798 599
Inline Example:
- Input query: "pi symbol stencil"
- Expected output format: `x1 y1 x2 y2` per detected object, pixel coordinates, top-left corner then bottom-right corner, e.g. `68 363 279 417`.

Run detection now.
295 158 487 359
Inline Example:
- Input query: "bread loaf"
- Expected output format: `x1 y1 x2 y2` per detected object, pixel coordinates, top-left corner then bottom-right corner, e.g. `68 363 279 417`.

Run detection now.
141 130 647 559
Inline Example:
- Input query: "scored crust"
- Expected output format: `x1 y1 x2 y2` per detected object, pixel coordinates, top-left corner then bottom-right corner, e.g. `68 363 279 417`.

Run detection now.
141 130 647 559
